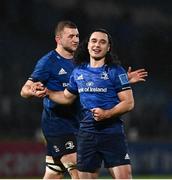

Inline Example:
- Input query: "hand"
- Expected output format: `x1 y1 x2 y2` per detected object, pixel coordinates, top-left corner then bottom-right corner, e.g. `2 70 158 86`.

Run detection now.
127 66 148 84
31 82 44 92
33 88 47 98
91 108 110 121
31 82 47 98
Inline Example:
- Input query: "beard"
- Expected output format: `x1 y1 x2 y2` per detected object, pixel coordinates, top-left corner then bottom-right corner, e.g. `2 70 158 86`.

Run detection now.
64 46 76 54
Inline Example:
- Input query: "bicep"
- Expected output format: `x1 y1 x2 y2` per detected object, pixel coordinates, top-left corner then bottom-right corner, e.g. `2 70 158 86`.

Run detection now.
117 89 134 103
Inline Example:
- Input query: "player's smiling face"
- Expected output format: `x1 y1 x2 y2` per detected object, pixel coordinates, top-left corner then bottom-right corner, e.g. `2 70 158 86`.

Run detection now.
88 31 110 60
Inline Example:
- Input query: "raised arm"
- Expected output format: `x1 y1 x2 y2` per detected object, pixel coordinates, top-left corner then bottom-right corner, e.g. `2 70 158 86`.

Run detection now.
91 89 134 121
47 89 77 105
20 80 46 98
127 66 148 84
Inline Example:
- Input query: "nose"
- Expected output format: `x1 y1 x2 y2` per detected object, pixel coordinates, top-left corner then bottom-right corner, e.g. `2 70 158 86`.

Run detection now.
73 36 79 43
95 42 100 47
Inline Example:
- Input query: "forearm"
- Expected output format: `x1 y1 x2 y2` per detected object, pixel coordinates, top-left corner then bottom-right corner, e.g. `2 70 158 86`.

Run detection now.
48 91 69 104
47 89 76 105
105 89 134 119
106 100 134 119
92 90 134 121
20 85 34 98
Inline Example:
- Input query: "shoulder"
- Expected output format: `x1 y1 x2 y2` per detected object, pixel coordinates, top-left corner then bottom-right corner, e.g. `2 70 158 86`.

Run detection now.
36 50 56 66
107 64 126 74
107 65 128 82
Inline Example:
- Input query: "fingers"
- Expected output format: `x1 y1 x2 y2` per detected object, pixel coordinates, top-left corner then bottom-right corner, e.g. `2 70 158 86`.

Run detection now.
91 108 96 113
91 108 98 120
138 78 146 82
138 72 148 78
133 69 148 79
139 73 148 78
34 90 47 98
135 69 148 75
127 66 132 73
91 108 103 121
32 86 47 98
34 81 43 86
31 82 45 97
135 68 145 73
33 82 45 91
128 68 148 75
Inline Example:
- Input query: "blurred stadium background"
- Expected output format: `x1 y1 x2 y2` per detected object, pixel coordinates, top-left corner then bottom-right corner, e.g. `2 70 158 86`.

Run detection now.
0 0 172 178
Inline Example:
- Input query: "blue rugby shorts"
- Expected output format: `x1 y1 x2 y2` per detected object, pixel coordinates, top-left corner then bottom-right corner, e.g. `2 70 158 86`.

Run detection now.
77 131 131 172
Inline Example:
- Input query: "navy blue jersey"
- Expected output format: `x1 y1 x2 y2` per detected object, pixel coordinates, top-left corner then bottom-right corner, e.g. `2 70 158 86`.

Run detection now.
67 64 131 134
29 50 79 137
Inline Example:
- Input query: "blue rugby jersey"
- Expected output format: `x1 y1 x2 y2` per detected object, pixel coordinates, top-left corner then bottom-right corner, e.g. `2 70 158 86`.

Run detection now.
29 50 79 136
67 64 131 134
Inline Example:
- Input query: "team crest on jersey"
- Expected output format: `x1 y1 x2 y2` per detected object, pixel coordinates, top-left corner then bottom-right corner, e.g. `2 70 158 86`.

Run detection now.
65 141 75 150
53 145 60 152
101 72 109 80
119 74 128 85
58 68 67 75
77 74 84 80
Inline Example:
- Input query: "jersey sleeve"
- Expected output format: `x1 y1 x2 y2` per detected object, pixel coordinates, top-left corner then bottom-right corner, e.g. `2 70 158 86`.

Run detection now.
29 57 50 84
110 66 131 93
66 69 78 95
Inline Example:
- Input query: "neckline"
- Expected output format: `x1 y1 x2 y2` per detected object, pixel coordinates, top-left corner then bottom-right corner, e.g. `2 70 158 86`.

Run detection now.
53 50 73 61
87 63 107 69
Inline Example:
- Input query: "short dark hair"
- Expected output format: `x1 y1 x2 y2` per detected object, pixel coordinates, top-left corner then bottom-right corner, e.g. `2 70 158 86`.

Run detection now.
54 20 78 36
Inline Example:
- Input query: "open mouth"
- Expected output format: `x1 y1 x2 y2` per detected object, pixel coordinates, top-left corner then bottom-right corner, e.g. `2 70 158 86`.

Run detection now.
93 49 101 54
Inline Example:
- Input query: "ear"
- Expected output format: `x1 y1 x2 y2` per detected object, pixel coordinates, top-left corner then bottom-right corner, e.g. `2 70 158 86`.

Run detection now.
107 44 110 52
55 35 60 43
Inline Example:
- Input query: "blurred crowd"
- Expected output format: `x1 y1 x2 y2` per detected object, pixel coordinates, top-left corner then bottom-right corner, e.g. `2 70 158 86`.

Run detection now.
0 0 172 141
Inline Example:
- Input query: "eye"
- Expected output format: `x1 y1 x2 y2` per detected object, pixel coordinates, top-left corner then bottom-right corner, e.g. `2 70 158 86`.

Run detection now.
90 38 97 43
69 35 74 38
100 40 106 44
